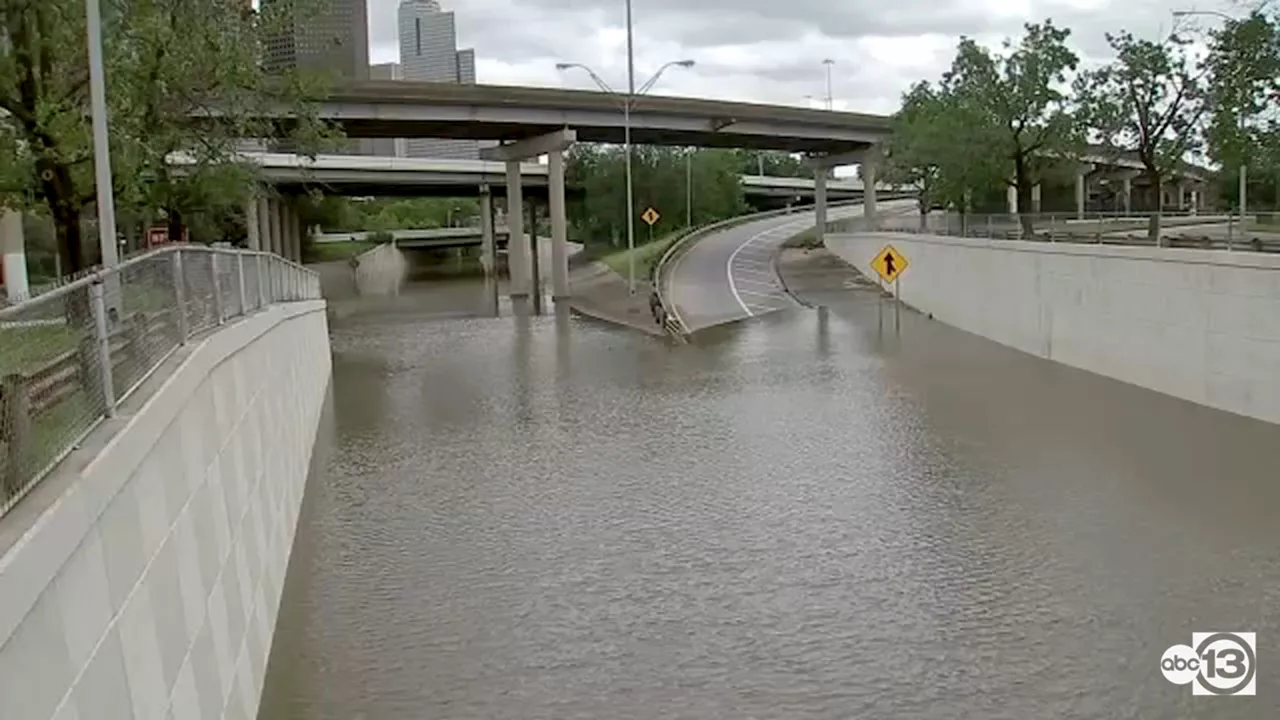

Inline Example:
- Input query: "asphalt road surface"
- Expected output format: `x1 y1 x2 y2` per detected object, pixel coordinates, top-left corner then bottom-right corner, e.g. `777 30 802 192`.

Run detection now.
664 202 912 331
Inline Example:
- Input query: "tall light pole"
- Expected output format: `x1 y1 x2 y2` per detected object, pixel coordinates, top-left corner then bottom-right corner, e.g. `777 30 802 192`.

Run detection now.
86 0 120 273
556 53 695 294
1174 9 1247 222
822 59 835 111
686 148 693 228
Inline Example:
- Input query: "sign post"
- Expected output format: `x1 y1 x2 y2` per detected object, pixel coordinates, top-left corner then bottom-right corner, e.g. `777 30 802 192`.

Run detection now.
871 244 909 334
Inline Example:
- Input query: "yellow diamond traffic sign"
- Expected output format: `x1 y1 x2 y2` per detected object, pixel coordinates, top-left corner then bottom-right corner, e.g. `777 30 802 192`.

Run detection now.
871 244 908 283
641 207 660 226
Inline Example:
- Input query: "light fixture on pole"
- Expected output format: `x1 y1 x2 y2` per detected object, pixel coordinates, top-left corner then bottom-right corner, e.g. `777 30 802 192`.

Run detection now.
1173 9 1247 225
86 0 120 274
556 54 695 295
822 59 835 111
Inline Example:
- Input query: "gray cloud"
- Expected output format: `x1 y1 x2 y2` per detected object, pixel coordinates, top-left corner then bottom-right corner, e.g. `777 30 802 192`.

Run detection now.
365 0 1232 113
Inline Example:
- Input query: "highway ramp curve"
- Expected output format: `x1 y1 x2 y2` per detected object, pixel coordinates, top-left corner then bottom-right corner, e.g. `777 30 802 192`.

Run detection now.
661 201 912 332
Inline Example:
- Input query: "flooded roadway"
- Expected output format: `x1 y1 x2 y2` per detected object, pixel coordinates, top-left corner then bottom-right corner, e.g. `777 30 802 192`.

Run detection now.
260 277 1280 719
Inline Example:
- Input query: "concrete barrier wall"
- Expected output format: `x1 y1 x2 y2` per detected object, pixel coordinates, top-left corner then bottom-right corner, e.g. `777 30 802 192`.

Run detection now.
827 232 1280 424
0 300 331 720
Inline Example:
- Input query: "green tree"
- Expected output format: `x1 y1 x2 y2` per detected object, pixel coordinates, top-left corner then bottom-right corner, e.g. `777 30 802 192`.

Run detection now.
1076 31 1209 241
1202 9 1280 209
0 0 335 273
941 21 1083 234
566 145 746 247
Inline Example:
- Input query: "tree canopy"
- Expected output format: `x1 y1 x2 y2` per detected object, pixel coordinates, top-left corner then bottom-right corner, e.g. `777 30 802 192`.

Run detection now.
566 145 746 247
0 0 336 272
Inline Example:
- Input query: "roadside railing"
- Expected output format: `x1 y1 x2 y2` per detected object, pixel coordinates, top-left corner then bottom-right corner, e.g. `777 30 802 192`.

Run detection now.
0 245 320 517
861 211 1280 252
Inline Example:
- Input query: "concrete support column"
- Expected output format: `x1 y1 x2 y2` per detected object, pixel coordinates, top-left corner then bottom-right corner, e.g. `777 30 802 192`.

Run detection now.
287 204 302 262
1031 184 1042 214
1075 172 1086 219
1007 185 1018 215
479 185 498 315
1 210 29 301
862 156 878 229
505 160 527 299
1122 176 1132 215
268 198 283 257
814 170 828 244
256 197 271 254
528 202 542 314
245 198 261 251
548 150 569 300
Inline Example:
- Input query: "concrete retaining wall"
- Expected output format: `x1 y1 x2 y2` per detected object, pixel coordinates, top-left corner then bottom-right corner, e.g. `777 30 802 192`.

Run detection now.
827 232 1280 424
0 300 331 720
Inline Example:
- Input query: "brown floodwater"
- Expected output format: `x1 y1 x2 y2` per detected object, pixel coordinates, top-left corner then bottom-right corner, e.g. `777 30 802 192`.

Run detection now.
260 278 1280 719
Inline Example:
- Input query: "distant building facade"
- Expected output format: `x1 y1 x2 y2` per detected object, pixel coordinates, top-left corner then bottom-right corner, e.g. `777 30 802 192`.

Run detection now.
263 0 372 154
396 0 479 159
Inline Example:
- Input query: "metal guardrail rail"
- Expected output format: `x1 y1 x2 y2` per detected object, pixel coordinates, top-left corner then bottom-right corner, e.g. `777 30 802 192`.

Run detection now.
0 245 320 518
861 211 1280 253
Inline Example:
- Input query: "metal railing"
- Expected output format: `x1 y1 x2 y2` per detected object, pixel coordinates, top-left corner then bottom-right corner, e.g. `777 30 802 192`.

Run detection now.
846 210 1280 252
0 245 320 517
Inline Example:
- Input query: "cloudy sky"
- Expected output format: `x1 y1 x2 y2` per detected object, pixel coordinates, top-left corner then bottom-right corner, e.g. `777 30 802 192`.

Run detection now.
365 0 1243 114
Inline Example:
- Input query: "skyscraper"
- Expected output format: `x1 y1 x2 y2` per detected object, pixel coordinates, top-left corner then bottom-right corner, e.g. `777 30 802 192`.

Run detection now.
262 0 370 80
397 0 479 159
262 0 372 154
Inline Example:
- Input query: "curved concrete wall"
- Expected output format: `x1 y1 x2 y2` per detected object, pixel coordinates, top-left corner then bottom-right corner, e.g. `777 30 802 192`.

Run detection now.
827 232 1280 424
0 301 331 720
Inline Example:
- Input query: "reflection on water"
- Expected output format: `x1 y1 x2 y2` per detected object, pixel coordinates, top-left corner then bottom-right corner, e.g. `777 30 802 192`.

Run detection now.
260 280 1280 719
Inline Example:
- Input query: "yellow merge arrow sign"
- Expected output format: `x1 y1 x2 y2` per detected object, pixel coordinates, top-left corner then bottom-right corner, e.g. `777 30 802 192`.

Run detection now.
871 244 908 284
641 207 660 226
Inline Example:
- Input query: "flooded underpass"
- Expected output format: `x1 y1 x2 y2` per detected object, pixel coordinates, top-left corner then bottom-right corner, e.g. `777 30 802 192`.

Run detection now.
260 271 1280 719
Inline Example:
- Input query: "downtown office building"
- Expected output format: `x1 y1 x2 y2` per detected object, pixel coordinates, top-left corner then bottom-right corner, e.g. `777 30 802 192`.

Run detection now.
397 0 480 159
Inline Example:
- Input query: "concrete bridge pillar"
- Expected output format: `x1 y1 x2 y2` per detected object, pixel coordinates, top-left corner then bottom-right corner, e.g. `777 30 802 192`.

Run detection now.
1075 171 1087 219
268 197 283 257
256 197 272 255
548 150 569 299
1 210 28 301
813 171 827 240
805 145 878 242
482 129 576 303
246 198 261 251
287 203 303 262
504 161 528 299
1031 183 1042 214
862 155 878 228
1122 176 1132 215
1007 185 1018 215
479 184 498 315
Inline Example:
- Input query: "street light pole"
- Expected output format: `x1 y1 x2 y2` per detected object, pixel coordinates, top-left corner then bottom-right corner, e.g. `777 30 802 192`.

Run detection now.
557 54 694 296
822 59 834 111
625 0 637 294
686 149 696 228
86 0 119 272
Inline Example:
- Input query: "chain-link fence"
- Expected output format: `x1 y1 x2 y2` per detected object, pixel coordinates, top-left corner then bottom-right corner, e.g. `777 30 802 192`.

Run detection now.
0 245 320 517
848 210 1280 252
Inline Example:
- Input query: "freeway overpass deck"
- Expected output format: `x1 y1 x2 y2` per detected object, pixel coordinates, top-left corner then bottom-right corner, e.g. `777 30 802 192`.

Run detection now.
274 81 894 155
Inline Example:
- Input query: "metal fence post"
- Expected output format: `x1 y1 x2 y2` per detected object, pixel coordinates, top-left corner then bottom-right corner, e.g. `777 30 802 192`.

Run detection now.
236 252 247 315
90 281 117 418
257 253 267 309
172 250 189 345
211 252 225 325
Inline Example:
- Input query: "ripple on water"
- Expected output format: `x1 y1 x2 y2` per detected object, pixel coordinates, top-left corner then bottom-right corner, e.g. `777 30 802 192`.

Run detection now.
259 304 1280 720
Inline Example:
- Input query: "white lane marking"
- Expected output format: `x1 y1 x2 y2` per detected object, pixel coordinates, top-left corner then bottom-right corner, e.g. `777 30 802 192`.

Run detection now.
726 224 788 316
737 289 788 299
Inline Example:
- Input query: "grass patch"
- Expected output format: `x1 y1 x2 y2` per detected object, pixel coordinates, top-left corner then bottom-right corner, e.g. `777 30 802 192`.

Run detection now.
306 240 379 264
0 324 80 377
596 232 682 280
